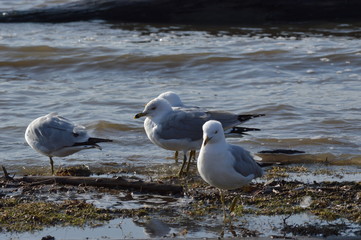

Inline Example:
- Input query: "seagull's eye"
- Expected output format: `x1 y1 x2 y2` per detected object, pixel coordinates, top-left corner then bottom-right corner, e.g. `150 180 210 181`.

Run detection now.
151 106 156 110
215 130 218 134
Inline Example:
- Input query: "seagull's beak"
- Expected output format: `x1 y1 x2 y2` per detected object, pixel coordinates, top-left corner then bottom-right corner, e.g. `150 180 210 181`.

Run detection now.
134 112 147 119
203 136 212 146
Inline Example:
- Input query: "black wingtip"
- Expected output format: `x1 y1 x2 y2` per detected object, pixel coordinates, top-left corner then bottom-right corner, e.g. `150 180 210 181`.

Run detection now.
88 137 113 144
256 161 283 167
237 114 265 123
72 137 112 148
229 126 261 135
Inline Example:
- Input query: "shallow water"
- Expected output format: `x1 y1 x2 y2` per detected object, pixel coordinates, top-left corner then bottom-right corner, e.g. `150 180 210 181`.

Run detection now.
3 207 360 239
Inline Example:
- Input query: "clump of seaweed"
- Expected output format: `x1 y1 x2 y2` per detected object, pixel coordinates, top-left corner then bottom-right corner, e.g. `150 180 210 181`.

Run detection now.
55 165 92 176
0 198 114 232
264 166 290 179
186 179 361 226
244 181 360 224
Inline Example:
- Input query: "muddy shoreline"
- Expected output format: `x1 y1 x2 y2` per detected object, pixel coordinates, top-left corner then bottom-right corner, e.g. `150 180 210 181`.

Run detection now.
1 162 360 239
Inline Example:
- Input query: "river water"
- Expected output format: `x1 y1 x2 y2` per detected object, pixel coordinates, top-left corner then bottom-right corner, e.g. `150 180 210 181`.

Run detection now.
1 3 361 171
0 0 361 239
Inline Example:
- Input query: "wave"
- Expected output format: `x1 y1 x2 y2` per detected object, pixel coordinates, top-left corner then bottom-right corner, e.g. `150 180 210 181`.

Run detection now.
0 46 224 71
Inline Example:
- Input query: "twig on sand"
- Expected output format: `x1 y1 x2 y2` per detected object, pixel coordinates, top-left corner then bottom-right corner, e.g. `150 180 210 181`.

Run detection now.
1 165 14 180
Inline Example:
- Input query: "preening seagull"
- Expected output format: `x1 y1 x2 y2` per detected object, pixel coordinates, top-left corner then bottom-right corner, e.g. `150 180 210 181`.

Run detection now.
25 112 112 174
197 120 263 221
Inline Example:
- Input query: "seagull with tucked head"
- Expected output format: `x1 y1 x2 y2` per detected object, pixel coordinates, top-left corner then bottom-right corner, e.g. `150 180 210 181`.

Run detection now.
25 112 112 174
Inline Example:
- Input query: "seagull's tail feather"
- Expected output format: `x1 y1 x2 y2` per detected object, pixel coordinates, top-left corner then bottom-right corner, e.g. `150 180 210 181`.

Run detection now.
237 114 265 123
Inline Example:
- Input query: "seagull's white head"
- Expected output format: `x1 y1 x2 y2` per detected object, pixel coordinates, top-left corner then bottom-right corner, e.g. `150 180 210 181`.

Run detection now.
202 120 225 146
157 91 183 107
134 98 173 120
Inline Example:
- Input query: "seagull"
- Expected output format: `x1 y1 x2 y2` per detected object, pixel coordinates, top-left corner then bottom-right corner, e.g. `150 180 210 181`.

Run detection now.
197 120 263 222
157 91 199 109
157 91 199 161
25 112 112 174
157 91 262 162
158 91 262 135
134 97 263 176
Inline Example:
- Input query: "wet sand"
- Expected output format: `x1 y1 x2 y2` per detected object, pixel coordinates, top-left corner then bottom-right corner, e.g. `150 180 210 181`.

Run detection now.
1 160 360 239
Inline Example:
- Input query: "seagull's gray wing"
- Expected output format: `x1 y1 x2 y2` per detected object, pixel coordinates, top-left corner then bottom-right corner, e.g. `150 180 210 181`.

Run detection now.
172 106 202 112
206 111 239 129
46 114 82 133
157 110 209 141
229 144 264 178
207 111 264 129
38 114 89 149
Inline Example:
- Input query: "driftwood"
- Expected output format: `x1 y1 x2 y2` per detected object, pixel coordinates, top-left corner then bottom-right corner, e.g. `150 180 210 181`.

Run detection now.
19 175 183 195
1 0 361 24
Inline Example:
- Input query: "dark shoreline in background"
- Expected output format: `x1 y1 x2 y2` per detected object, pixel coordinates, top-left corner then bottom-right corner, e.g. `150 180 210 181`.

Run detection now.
1 0 361 24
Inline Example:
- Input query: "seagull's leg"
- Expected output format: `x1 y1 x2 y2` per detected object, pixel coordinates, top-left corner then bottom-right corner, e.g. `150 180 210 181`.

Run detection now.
177 151 187 177
229 196 239 213
219 189 227 222
189 150 195 161
228 195 239 226
192 150 197 161
49 156 54 175
174 151 179 163
185 150 195 173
